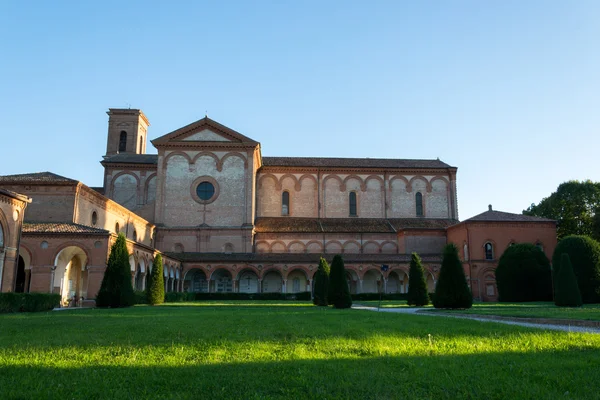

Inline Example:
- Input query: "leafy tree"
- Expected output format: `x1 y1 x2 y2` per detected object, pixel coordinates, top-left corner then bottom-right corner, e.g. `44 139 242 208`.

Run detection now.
328 255 352 309
148 253 165 306
407 253 429 306
552 235 600 304
554 253 582 307
433 244 472 309
495 243 553 302
96 234 135 308
312 257 330 306
524 180 600 240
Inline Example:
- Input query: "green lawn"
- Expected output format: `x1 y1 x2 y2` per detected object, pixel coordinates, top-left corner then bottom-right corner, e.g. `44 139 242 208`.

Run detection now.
1 302 600 399
428 302 600 321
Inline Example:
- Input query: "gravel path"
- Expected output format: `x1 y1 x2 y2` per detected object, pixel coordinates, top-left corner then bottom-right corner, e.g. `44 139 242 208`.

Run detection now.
352 305 600 334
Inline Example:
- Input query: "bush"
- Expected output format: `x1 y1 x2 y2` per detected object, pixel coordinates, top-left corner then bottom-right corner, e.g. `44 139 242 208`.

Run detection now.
164 292 196 302
134 290 148 305
193 292 311 301
495 243 553 302
554 253 583 307
433 244 472 309
148 254 165 306
407 253 430 306
0 293 60 313
313 257 330 306
96 234 135 308
552 235 600 304
328 255 352 309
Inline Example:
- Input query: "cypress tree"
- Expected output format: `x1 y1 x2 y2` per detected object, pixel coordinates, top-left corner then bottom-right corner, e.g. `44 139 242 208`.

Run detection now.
552 235 600 303
148 253 165 305
312 257 330 306
554 253 583 307
407 252 429 306
433 244 472 309
328 254 352 309
145 265 153 301
96 233 135 308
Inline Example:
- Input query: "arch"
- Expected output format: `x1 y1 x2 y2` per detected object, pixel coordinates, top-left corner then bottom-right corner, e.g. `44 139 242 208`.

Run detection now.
285 267 309 280
134 263 144 290
111 171 141 187
257 173 280 190
53 245 89 306
408 175 432 193
380 241 398 254
262 269 283 293
342 240 361 254
362 241 381 254
364 175 385 190
233 265 261 280
281 190 290 216
279 174 301 191
144 173 157 204
286 268 309 293
184 268 208 293
298 174 318 190
237 268 260 293
191 151 221 170
484 241 495 260
430 176 450 187
322 174 344 191
255 241 270 253
119 131 127 152
305 240 324 253
269 240 287 253
387 269 408 294
164 151 193 165
0 209 8 247
426 271 435 292
174 243 184 253
324 240 343 254
53 242 91 267
342 174 366 192
389 175 410 191
345 269 359 294
362 268 383 293
218 152 248 170
287 240 306 254
18 244 34 269
223 243 234 254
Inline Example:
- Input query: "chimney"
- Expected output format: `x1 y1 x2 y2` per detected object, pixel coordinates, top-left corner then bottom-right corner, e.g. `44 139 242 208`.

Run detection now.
488 204 493 211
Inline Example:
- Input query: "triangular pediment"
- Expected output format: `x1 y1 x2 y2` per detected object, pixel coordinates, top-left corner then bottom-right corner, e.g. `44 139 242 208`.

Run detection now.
151 117 259 146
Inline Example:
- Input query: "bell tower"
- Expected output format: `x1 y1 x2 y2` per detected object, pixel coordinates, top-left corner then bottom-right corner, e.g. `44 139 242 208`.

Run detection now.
105 108 150 156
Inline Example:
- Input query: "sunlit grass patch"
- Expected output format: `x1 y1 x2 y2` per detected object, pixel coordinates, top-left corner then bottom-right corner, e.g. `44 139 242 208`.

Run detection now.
1 302 599 399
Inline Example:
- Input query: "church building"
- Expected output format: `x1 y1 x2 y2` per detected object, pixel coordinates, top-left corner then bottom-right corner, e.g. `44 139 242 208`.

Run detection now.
0 108 557 304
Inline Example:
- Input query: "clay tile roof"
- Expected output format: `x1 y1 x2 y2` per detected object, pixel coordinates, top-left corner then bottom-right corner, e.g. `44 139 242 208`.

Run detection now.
261 157 453 169
254 217 456 233
0 188 31 202
464 210 555 223
22 222 109 235
101 154 158 165
164 252 443 264
0 172 77 184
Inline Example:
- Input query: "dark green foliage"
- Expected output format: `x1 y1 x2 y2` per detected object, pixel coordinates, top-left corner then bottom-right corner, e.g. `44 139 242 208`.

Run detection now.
524 180 600 240
495 243 553 302
134 290 148 305
407 253 430 306
145 268 153 300
193 292 311 300
96 234 135 308
164 292 196 302
554 254 583 307
328 255 352 309
552 235 600 303
148 254 165 305
312 257 330 306
0 293 60 313
433 244 472 309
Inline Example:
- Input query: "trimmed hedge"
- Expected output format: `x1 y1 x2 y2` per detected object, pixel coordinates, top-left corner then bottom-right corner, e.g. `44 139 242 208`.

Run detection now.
96 234 135 308
552 235 600 304
328 255 352 309
313 257 330 306
0 293 60 313
407 252 430 306
193 292 311 301
434 244 473 309
554 253 583 307
165 292 196 302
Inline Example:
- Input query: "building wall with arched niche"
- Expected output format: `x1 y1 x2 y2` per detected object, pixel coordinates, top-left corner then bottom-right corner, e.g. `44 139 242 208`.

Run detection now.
0 189 30 292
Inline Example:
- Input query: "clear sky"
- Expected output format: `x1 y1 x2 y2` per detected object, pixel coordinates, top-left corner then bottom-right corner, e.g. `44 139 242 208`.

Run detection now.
1 1 599 220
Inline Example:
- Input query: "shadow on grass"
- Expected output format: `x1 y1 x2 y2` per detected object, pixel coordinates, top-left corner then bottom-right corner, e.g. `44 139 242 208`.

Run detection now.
1 350 599 399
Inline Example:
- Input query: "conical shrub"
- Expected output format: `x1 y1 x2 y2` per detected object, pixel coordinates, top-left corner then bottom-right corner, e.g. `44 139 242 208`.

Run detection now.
555 253 583 307
148 253 165 305
407 252 429 306
552 235 600 303
96 234 135 308
313 257 330 306
433 244 472 309
328 255 352 309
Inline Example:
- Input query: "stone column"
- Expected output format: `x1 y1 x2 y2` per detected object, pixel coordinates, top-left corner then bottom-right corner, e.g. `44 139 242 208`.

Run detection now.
383 279 387 294
307 279 312 293
257 279 262 293
282 279 287 294
358 279 363 294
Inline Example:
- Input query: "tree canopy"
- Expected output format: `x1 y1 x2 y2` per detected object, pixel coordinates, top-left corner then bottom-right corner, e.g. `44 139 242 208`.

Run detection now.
523 180 600 240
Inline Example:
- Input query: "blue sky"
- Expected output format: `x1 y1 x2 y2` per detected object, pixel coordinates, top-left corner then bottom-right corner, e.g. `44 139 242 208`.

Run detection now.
1 1 598 220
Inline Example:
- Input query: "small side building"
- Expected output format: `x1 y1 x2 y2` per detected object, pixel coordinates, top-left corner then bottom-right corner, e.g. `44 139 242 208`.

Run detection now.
447 205 557 302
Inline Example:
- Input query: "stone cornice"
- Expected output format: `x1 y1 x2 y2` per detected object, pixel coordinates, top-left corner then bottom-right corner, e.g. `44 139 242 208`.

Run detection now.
100 163 157 171
257 166 452 175
156 142 259 151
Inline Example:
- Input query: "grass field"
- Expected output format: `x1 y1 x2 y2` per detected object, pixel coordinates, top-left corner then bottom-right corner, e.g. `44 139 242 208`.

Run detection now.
1 301 600 399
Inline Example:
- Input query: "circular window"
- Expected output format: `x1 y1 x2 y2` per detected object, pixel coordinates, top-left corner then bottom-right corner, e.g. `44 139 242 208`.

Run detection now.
190 176 219 204
196 182 215 200
91 211 98 226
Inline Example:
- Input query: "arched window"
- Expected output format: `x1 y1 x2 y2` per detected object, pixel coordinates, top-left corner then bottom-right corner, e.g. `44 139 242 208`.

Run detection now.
282 191 290 216
416 192 423 217
91 211 98 226
139 136 143 153
349 192 357 217
463 243 469 261
118 131 127 153
133 229 137 241
115 222 120 233
484 242 494 260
